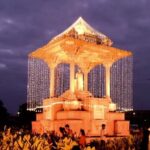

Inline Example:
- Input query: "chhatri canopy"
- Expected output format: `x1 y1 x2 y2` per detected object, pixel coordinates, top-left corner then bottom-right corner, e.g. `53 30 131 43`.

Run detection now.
29 17 132 72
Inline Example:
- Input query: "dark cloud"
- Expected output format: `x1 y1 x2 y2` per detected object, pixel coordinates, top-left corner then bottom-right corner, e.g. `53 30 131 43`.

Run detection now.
0 0 150 113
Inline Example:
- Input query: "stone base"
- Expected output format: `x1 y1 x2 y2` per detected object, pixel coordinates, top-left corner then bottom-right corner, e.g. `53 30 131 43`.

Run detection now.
56 110 91 120
32 96 130 136
32 113 129 136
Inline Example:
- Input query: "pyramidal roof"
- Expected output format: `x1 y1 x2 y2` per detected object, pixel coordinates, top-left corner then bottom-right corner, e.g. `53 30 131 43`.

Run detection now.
51 17 113 46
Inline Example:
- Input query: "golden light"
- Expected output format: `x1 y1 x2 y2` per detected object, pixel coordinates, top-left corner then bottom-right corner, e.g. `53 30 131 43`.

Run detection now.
74 23 86 35
109 103 117 111
29 17 132 137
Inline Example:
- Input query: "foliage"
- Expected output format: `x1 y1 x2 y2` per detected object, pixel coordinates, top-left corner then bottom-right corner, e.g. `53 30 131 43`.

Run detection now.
0 99 9 127
17 103 36 129
0 127 143 150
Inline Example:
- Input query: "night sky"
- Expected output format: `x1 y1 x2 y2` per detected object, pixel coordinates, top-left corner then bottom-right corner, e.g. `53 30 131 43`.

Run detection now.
0 0 150 114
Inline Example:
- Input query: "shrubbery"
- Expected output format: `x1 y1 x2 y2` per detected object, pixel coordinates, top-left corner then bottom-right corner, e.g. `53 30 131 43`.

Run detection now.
0 128 142 150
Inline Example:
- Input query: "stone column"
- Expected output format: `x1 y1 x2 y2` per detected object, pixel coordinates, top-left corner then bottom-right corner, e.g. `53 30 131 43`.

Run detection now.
84 72 88 91
70 62 75 92
50 66 55 97
104 64 112 98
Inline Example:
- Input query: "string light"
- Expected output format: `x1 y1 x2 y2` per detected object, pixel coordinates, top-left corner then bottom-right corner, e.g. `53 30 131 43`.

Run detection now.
88 65 105 97
55 63 70 97
27 58 49 110
111 56 133 111
27 56 133 112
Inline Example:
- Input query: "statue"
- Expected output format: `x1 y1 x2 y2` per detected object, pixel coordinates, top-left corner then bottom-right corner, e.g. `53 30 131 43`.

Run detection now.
75 69 83 91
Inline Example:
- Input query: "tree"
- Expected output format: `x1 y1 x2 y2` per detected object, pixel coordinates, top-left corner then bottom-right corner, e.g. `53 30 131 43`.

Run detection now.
17 103 36 129
0 100 9 128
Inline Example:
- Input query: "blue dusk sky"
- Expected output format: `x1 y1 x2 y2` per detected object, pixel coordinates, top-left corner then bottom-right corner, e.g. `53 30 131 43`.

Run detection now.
0 0 150 114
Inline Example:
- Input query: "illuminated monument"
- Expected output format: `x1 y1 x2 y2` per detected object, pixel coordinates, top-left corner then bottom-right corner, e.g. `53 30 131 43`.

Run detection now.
27 17 133 136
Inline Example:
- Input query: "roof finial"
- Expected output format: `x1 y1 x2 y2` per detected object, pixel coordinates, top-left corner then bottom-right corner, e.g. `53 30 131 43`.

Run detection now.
78 16 83 20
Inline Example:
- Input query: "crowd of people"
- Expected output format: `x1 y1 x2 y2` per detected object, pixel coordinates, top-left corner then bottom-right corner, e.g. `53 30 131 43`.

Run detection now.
0 124 147 150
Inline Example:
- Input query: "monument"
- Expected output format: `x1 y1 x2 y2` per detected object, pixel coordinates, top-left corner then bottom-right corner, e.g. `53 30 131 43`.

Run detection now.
27 17 133 136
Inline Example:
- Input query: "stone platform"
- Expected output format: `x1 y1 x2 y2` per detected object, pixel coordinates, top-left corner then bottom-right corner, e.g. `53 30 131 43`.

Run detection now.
32 92 130 136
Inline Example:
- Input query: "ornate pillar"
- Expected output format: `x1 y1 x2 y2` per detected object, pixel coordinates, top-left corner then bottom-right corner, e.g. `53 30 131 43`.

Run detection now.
104 63 112 99
84 72 88 91
49 64 56 98
70 62 75 92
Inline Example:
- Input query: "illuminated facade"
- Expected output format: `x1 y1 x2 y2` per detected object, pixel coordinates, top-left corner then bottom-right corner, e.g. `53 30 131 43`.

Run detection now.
27 17 133 136
27 17 133 111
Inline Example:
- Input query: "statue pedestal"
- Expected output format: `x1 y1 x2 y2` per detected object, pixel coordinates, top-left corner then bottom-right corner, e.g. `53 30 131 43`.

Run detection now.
32 92 130 136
